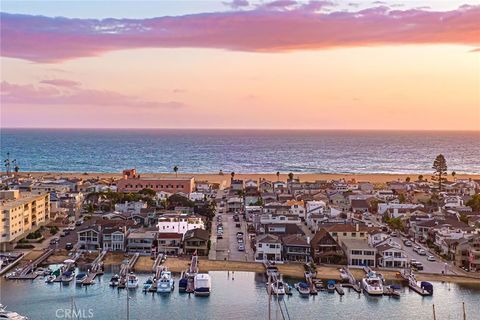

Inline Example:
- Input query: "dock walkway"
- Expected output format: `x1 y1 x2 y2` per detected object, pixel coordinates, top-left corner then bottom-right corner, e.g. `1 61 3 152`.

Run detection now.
82 250 106 285
7 249 54 280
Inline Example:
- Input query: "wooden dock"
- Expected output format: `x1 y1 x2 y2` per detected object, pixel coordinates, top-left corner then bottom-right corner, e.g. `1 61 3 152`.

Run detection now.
152 253 165 272
334 283 345 295
54 252 81 283
117 253 140 289
6 249 54 280
304 271 318 295
82 250 106 285
341 268 361 293
185 254 198 293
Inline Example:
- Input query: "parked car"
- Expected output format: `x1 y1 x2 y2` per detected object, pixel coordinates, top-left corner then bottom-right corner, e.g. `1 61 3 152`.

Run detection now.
235 223 241 228
237 238 244 244
50 238 59 245
414 263 424 271
216 234 223 240
418 249 427 256
413 246 421 253
427 255 436 262
391 232 398 237
75 220 84 226
404 240 413 247
65 243 73 250
238 244 245 251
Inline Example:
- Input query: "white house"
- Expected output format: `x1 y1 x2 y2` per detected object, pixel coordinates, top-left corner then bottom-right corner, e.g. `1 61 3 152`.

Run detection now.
245 179 258 188
375 190 397 201
255 234 283 263
114 201 147 214
189 192 205 202
378 203 424 218
157 213 205 237
376 243 407 268
443 195 464 210
368 231 390 247
156 191 172 202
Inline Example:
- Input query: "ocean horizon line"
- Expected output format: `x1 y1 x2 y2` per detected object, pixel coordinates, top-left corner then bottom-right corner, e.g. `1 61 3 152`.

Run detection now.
2 127 479 133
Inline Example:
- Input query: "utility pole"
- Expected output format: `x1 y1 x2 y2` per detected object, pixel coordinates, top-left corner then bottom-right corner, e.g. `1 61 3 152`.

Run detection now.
463 301 467 320
268 275 271 320
432 304 436 320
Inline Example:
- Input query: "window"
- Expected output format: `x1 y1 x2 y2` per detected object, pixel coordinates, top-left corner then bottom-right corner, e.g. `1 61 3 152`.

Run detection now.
352 250 362 255
343 232 347 236
359 232 364 237
258 243 262 248
352 232 356 237
332 232 337 236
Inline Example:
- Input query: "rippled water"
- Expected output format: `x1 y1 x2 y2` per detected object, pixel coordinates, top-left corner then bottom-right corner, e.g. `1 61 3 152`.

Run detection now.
1 271 479 320
1 129 479 174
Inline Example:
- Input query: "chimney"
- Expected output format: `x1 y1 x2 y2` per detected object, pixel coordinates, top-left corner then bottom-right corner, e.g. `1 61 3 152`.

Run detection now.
307 236 310 244
356 223 359 232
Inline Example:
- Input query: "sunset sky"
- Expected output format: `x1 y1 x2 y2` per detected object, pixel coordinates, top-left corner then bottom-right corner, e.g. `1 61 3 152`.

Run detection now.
1 1 479 130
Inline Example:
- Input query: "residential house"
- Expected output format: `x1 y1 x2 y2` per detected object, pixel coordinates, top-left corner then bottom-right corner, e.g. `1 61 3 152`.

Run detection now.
126 228 157 255
255 234 282 263
157 232 183 256
310 228 345 264
183 228 209 256
77 226 101 250
103 226 128 252
341 239 377 267
282 234 311 262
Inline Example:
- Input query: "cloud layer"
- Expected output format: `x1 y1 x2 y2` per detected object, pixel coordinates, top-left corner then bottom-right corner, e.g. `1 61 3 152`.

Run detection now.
0 81 185 109
1 4 479 62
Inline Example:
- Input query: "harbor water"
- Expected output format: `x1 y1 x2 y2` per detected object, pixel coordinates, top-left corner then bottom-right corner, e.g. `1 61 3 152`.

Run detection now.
1 271 479 320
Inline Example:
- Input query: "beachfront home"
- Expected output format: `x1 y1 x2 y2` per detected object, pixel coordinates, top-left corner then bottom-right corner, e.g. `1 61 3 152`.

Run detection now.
282 234 311 262
126 229 157 255
375 243 407 268
183 228 209 256
341 239 377 267
77 226 101 250
115 200 147 214
102 226 128 252
255 234 283 263
157 232 183 256
226 196 243 213
310 228 345 264
156 213 205 236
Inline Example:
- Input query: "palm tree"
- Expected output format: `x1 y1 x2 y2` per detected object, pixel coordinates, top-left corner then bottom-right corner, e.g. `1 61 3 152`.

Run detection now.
173 165 178 177
418 174 424 182
276 171 280 181
231 171 235 181
452 171 456 181
288 172 294 181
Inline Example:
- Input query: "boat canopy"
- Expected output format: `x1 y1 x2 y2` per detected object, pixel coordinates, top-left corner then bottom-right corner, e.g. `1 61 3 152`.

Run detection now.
327 280 336 285
299 282 309 289
389 284 402 290
420 282 433 293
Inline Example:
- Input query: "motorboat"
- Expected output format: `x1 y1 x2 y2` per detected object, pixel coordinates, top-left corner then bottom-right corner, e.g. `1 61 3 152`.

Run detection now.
194 273 211 296
142 277 153 292
0 305 29 320
109 274 119 287
45 275 56 283
384 284 401 298
75 272 87 285
126 273 139 289
178 276 188 293
339 268 350 282
326 280 336 293
61 271 74 285
157 269 175 293
294 282 310 296
268 279 285 295
362 271 384 295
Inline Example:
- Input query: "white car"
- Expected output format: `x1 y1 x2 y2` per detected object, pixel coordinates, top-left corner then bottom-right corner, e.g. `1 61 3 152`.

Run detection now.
418 249 427 256
427 255 436 262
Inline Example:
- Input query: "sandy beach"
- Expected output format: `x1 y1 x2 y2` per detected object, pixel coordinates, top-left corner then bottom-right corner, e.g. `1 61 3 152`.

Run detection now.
20 172 480 185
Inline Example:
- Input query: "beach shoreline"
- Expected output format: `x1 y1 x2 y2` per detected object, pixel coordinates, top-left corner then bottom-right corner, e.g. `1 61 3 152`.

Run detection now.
16 171 480 185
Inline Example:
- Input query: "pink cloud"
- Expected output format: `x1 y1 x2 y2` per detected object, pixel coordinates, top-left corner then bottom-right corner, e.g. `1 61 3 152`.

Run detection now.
1 5 479 63
40 79 81 88
0 81 185 109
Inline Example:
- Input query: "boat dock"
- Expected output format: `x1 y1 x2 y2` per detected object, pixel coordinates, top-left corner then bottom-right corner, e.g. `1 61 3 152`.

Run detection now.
7 249 54 280
334 283 345 295
341 268 362 293
400 269 433 296
152 253 165 272
304 271 318 295
118 253 140 288
148 265 165 292
186 255 198 293
82 250 106 285
54 252 81 282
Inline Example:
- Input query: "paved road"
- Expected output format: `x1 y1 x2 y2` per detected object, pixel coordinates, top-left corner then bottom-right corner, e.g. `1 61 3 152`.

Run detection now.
213 210 253 262
391 236 453 274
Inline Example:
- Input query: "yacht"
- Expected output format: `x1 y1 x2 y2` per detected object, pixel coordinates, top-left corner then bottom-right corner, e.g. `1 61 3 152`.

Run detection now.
157 269 174 293
194 273 211 296
126 273 139 289
0 305 28 320
109 274 119 287
362 271 384 295
75 272 87 285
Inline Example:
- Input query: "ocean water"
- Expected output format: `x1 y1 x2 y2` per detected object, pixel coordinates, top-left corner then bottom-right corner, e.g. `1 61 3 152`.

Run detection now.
0 129 479 174
1 271 479 320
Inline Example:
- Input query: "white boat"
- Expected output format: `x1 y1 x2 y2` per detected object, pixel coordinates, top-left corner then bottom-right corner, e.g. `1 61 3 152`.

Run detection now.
156 269 174 293
45 275 56 283
339 268 350 282
194 273 211 296
268 280 285 295
109 274 119 287
61 271 74 285
0 304 29 320
75 272 87 285
126 273 139 289
362 271 384 295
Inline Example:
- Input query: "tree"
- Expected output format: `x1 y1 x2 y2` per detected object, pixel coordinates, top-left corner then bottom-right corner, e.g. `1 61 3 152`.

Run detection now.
418 175 424 182
432 154 447 191
466 194 480 211
276 171 280 181
452 171 456 180
405 177 411 183
459 213 469 225
139 188 156 197
231 171 235 181
288 172 294 181
173 165 178 177
398 194 406 204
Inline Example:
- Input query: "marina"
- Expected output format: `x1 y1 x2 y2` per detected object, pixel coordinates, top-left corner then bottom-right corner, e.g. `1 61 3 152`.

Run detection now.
1 270 478 320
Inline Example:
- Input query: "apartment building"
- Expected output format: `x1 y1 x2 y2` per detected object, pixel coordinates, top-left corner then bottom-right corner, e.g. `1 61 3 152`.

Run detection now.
0 190 50 251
